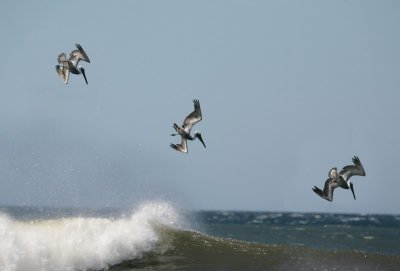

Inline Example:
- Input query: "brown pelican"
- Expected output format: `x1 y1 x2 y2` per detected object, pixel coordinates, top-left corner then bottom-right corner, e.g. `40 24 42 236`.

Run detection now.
312 156 366 202
170 99 206 153
55 44 90 84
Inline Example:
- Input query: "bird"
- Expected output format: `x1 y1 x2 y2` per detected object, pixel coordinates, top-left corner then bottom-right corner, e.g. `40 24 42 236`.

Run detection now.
55 44 90 84
170 99 206 153
312 156 366 202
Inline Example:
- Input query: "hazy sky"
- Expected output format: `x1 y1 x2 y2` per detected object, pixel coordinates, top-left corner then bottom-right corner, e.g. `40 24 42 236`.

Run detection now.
0 1 399 214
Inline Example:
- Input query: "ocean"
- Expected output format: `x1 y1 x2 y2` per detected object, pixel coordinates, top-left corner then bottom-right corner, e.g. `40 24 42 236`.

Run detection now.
0 201 399 271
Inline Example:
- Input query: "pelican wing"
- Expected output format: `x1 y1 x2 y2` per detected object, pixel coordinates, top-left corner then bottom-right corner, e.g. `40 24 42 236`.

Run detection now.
57 53 67 64
323 178 339 201
339 156 366 181
55 65 69 84
69 44 90 67
313 178 339 202
182 99 202 133
170 137 188 153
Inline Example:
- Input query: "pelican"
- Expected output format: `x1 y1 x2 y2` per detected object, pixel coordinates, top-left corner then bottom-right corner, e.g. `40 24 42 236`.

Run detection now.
170 99 206 153
55 44 90 84
312 156 366 202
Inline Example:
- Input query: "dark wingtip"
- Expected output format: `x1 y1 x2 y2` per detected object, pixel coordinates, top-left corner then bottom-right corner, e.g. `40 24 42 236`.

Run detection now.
352 156 363 168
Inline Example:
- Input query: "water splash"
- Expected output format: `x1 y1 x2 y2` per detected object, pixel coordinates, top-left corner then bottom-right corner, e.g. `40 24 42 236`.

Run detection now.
0 201 180 271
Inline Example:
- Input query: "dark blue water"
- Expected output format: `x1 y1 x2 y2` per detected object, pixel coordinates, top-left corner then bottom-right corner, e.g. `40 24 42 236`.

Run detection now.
193 211 400 255
1 204 399 271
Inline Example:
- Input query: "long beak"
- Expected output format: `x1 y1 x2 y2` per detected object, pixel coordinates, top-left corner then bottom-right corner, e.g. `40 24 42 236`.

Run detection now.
350 183 356 200
197 133 206 148
80 67 88 85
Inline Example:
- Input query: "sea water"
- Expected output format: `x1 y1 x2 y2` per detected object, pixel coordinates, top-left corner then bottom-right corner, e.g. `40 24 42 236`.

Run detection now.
0 202 399 271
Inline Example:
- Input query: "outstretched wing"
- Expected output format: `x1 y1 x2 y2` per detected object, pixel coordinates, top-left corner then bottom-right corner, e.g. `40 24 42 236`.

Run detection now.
170 137 188 153
323 178 339 201
55 65 69 84
339 156 366 181
182 99 202 133
313 178 338 202
69 43 90 67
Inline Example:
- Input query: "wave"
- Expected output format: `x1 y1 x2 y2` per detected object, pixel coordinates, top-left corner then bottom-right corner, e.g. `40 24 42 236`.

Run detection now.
1 202 399 271
116 227 400 271
0 201 181 271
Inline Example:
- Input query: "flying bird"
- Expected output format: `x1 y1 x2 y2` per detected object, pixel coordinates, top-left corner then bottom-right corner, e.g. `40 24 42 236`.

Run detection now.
170 99 206 153
312 156 366 202
55 44 90 84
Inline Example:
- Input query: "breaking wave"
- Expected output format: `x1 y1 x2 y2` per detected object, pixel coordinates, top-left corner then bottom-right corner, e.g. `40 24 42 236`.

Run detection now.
1 202 399 271
0 201 181 271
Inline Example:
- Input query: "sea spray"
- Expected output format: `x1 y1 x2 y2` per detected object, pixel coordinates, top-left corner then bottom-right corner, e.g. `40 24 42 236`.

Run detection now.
0 201 181 271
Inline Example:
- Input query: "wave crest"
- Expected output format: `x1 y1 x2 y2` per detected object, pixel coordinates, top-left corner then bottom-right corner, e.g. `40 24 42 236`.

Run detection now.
0 201 181 271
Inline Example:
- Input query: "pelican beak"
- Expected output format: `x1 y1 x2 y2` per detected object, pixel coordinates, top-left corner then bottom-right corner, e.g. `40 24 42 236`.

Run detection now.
80 67 88 85
350 183 356 200
197 133 206 148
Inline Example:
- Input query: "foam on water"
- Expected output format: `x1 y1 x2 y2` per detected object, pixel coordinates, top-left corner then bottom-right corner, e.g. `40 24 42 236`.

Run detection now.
0 201 180 271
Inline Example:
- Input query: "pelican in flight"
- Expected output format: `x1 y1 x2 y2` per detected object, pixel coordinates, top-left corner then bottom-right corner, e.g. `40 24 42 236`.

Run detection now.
55 44 90 84
170 99 206 153
312 156 366 202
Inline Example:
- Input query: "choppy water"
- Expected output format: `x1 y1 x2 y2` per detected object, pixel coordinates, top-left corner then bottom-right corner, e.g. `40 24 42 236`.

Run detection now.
193 211 400 255
0 202 399 271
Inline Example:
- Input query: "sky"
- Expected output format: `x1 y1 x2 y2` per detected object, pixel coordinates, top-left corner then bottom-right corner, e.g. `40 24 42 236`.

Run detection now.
0 1 399 214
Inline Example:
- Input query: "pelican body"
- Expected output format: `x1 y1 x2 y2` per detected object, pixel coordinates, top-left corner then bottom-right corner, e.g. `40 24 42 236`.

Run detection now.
170 99 206 153
55 44 90 85
313 156 366 202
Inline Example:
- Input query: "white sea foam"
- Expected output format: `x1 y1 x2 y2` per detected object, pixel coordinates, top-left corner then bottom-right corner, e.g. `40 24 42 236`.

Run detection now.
0 201 180 271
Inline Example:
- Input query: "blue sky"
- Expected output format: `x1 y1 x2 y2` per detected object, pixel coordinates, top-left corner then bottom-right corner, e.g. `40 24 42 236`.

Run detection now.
0 1 399 213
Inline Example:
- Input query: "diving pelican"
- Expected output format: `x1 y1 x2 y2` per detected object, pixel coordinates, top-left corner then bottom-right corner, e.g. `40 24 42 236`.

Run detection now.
170 99 206 153
312 156 366 202
55 44 90 84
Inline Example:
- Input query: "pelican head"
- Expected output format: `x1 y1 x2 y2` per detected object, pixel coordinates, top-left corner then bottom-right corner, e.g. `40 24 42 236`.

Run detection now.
79 66 88 84
194 131 206 148
349 182 356 200
329 167 338 178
